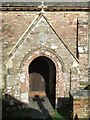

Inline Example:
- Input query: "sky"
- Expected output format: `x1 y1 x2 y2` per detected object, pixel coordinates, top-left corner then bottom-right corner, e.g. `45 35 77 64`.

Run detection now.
0 0 90 2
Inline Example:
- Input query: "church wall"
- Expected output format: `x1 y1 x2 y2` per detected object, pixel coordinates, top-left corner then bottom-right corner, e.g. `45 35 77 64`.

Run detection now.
2 11 88 89
2 10 89 119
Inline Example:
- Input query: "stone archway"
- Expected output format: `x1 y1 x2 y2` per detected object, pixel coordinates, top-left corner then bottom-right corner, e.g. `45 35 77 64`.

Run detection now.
21 49 65 108
28 56 56 108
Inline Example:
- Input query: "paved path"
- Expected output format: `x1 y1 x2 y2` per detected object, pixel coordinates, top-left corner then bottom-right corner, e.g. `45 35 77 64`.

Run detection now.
29 95 55 119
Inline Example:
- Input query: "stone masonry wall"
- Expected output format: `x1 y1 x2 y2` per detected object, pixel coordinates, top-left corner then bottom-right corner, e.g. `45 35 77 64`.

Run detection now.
2 10 89 119
72 90 90 119
4 13 75 102
78 16 88 89
2 11 88 89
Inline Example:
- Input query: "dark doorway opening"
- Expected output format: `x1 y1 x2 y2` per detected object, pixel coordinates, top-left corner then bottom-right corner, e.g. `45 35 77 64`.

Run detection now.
28 56 56 108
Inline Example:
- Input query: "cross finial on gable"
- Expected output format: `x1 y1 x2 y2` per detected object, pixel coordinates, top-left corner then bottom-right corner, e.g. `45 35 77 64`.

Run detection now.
38 1 47 14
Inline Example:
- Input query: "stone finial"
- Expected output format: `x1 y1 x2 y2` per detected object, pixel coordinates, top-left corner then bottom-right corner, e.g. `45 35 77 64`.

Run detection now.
38 1 47 14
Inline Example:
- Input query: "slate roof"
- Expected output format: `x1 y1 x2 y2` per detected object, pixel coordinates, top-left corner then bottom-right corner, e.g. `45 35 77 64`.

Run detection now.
1 0 90 2
1 1 90 8
0 1 90 11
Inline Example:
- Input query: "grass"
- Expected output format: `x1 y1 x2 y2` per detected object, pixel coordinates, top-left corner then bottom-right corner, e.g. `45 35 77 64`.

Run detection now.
53 110 66 120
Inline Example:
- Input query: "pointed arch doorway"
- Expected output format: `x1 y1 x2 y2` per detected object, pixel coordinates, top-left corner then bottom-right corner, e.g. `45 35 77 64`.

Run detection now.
28 56 56 108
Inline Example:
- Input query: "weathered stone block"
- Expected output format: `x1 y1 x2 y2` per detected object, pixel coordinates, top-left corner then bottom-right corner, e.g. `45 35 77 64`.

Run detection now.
7 75 14 86
20 82 28 93
20 93 29 103
78 46 84 54
13 85 20 94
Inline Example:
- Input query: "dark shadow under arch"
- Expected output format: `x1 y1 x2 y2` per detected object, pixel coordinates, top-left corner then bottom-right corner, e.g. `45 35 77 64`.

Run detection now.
28 56 56 108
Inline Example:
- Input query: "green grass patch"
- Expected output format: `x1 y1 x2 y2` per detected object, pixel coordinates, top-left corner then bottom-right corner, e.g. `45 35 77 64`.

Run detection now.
53 110 66 120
